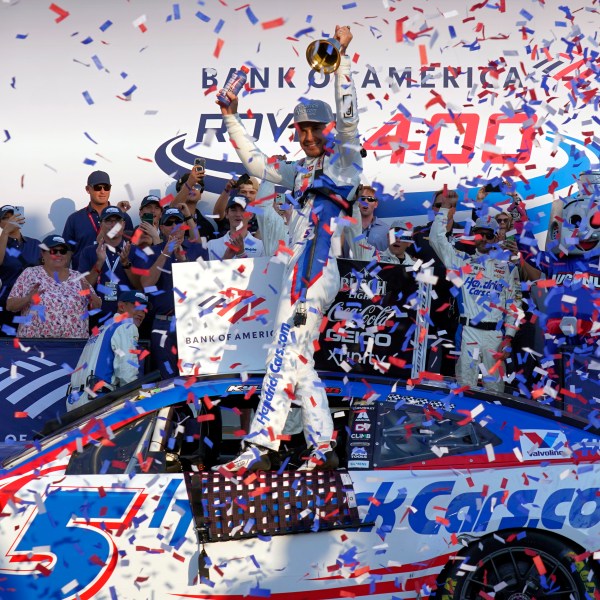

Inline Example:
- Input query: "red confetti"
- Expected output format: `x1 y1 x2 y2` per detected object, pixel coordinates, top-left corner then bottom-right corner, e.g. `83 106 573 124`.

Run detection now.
262 17 284 29
49 3 70 23
214 38 224 58
14 411 28 418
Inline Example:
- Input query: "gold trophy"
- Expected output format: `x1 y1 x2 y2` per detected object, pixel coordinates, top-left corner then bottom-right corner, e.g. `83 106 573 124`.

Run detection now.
306 37 342 74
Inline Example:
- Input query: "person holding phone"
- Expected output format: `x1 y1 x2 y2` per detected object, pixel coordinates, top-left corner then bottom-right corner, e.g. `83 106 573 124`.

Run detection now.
0 205 41 335
170 167 218 241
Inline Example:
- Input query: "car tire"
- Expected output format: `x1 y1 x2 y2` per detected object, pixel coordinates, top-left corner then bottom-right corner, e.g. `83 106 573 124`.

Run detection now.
437 530 598 600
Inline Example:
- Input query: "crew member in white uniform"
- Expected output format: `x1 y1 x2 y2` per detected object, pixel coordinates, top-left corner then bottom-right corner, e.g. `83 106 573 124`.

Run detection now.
430 207 522 392
66 291 147 411
214 25 361 472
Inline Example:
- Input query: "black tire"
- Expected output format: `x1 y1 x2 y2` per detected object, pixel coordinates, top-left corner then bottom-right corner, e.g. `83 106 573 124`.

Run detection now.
437 530 598 600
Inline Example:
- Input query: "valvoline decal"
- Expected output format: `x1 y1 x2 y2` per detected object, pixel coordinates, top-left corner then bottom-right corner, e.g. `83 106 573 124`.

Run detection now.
356 478 600 538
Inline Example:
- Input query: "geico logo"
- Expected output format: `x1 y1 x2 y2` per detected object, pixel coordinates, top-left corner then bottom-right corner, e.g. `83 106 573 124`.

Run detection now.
325 329 392 345
357 481 600 536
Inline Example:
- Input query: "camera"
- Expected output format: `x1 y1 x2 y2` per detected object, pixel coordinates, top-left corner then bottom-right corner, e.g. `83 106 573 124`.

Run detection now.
235 173 252 188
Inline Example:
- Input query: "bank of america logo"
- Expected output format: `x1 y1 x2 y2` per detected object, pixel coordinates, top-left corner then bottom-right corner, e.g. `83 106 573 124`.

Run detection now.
0 356 71 418
198 287 266 324
533 52 598 100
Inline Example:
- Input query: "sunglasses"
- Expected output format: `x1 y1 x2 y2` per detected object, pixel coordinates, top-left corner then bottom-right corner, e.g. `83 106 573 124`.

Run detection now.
47 247 69 255
360 196 377 203
496 218 510 224
163 219 182 226
474 230 496 241
92 184 112 192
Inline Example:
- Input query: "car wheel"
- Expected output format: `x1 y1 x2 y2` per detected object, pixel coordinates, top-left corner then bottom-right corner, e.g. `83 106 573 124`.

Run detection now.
437 530 598 600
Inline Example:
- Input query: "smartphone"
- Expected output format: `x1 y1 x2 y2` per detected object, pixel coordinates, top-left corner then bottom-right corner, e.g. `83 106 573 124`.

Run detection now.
194 157 206 174
141 212 154 225
275 193 286 206
485 183 501 193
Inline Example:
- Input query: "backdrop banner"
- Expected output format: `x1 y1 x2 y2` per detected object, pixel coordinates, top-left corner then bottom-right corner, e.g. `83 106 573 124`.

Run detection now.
0 338 86 443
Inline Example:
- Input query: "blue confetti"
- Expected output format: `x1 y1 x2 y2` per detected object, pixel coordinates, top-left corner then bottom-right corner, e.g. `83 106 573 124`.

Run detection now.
448 25 456 39
120 71 128 79
10 77 16 89
294 27 315 38
81 36 94 45
99 20 112 31
91 55 103 70
195 11 210 22
84 131 98 144
83 158 97 165
82 90 94 105
3 130 10 143
519 9 533 20
122 84 137 97
245 6 259 25
16 33 28 39
173 4 181 20
214 18 224 34
342 2 357 8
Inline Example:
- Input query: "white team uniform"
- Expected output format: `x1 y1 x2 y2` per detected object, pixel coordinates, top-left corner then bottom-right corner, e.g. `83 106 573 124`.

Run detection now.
223 54 362 450
430 208 522 392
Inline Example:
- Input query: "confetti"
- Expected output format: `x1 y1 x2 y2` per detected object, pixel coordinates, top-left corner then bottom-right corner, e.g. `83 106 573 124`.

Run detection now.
49 3 69 23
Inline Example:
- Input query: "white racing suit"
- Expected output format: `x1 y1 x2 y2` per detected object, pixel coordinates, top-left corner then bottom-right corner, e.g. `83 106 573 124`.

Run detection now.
223 54 362 450
67 318 141 411
430 209 522 392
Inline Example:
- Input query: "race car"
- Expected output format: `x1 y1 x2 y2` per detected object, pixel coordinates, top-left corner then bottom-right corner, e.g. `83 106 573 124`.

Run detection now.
1 371 599 600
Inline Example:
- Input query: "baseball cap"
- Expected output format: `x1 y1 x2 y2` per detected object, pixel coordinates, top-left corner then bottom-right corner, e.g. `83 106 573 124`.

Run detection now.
226 195 247 210
390 219 413 242
160 207 185 224
288 99 334 127
0 205 17 219
140 195 161 209
100 206 126 221
40 235 72 250
473 216 499 234
87 170 111 186
119 290 148 306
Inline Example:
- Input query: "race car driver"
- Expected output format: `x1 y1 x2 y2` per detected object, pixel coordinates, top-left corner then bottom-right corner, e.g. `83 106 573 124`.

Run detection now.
430 205 522 393
214 24 361 472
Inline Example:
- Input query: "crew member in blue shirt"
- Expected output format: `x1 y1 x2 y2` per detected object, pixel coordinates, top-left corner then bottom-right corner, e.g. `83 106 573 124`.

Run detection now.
0 205 41 335
135 207 207 378
63 171 134 270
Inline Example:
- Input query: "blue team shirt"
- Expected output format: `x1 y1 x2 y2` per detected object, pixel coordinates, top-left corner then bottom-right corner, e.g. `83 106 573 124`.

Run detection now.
0 236 41 305
131 240 207 316
63 204 134 270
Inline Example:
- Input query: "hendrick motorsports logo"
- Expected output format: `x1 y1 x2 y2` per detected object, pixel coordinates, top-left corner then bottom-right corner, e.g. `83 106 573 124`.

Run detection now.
520 430 571 460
